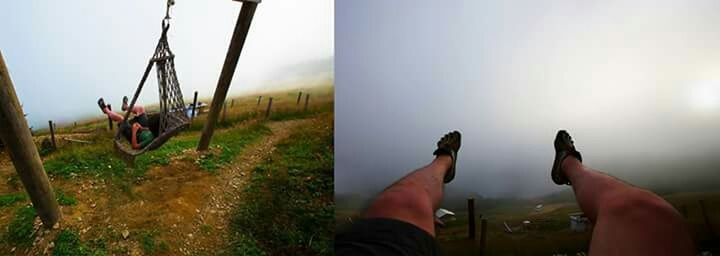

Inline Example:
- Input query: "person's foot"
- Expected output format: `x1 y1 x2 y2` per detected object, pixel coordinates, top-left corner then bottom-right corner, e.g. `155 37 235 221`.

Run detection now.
551 130 582 185
433 130 461 183
97 98 107 112
122 96 129 111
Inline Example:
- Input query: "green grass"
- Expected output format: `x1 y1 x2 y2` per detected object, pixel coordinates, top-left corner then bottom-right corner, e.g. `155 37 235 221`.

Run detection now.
228 118 334 255
196 124 272 172
138 230 169 254
0 193 27 208
55 190 77 206
6 206 36 247
43 123 272 180
53 229 106 256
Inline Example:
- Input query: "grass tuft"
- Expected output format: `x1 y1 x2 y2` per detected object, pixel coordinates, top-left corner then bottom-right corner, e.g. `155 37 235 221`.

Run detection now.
0 193 27 208
6 206 36 247
53 229 106 256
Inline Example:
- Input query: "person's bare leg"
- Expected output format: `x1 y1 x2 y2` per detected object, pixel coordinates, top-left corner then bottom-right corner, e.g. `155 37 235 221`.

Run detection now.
363 155 452 236
561 156 695 255
103 107 124 123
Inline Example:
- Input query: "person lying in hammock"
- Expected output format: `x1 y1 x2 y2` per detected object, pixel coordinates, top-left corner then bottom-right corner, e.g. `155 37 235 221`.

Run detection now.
97 96 155 149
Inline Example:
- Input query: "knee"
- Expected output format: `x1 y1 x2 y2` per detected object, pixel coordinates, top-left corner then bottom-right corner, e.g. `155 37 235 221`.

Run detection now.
603 189 680 222
366 185 433 218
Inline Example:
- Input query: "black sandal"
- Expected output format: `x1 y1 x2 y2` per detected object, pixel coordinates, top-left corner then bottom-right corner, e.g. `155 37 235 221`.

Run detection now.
97 98 107 112
551 130 582 185
433 131 461 183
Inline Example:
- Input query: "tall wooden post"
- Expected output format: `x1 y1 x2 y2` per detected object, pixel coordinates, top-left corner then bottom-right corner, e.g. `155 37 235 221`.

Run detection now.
190 91 198 122
296 91 302 105
197 0 260 151
479 218 488 256
265 97 273 119
304 94 310 112
48 120 56 149
107 104 113 131
468 197 476 239
222 101 228 123
699 200 715 237
0 50 60 226
256 96 262 107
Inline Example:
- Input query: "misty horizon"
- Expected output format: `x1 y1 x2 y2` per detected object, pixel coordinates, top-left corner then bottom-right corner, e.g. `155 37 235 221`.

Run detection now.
336 0 720 200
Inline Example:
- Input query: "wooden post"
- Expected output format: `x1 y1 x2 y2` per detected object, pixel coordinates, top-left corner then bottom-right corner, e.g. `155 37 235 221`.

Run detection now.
468 197 476 239
197 0 260 151
48 120 56 149
222 101 228 123
296 91 302 105
190 91 198 122
231 99 235 108
107 104 113 131
479 218 488 256
265 97 273 119
304 94 310 112
73 122 77 128
699 200 715 237
256 96 262 107
0 50 60 226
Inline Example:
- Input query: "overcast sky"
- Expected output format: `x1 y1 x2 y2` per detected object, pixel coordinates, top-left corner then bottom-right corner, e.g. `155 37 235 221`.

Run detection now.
336 0 720 199
1 0 333 128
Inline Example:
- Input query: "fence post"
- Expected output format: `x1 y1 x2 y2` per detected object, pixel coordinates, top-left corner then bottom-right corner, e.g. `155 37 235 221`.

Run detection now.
231 99 235 108
257 96 262 107
48 120 56 149
699 200 715 237
0 50 61 227
304 94 310 112
196 0 260 151
107 104 113 131
296 91 302 105
480 218 488 256
468 197 476 239
191 91 198 122
265 97 273 119
222 101 228 123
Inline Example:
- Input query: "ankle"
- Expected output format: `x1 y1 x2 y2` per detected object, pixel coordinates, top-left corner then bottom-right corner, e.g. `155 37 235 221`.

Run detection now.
561 156 582 178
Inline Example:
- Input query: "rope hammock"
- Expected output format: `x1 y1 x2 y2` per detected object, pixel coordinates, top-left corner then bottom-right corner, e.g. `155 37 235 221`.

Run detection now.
114 0 189 162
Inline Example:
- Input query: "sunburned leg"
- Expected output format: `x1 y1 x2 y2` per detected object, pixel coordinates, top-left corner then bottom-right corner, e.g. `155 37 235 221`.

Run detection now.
103 107 124 122
363 156 452 236
562 157 695 255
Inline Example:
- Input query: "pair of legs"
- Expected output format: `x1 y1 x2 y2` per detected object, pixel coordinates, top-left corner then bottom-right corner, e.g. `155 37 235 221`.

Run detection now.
362 133 695 255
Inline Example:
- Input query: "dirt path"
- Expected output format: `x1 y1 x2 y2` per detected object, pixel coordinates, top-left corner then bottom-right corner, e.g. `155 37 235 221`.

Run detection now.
1 118 311 255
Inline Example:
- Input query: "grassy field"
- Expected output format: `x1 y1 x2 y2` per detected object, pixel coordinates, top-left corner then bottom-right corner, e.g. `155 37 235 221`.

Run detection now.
336 189 720 255
0 85 334 255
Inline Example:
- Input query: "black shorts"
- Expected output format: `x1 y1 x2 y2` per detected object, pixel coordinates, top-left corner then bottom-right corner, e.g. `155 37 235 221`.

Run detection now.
335 218 442 256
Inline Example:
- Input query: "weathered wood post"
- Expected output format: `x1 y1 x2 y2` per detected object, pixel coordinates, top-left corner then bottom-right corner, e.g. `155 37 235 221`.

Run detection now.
0 50 61 226
304 94 310 112
296 91 302 105
197 0 260 151
222 101 228 123
107 104 113 131
265 97 273 119
256 96 262 107
48 120 57 149
468 197 476 239
231 99 235 108
190 91 198 122
480 218 488 256
699 200 715 237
